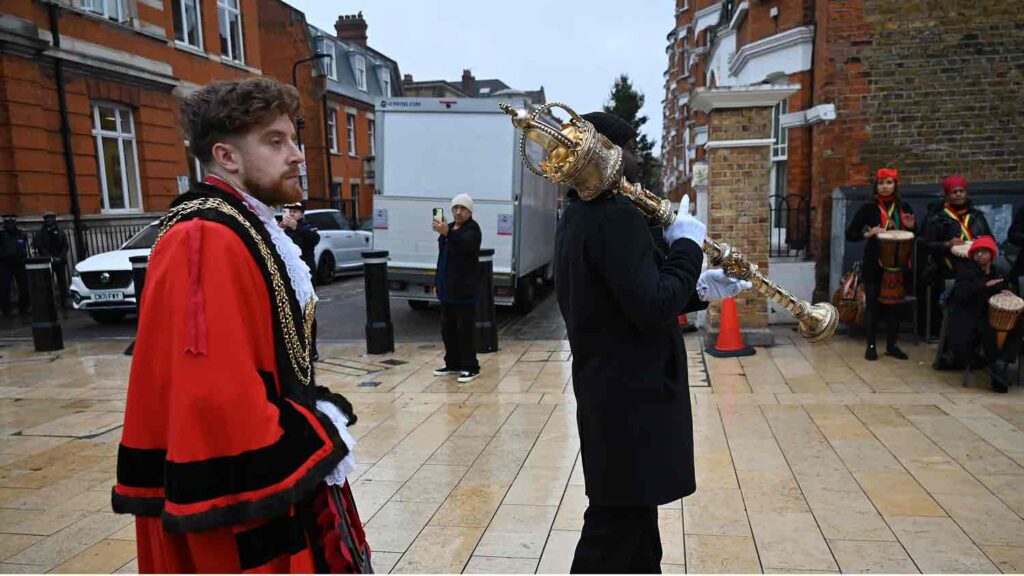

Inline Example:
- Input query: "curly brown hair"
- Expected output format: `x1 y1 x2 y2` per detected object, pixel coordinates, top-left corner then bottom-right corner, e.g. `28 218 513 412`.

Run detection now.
181 77 300 164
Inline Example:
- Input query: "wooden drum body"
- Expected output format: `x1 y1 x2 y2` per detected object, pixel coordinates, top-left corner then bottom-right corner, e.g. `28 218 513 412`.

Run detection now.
988 292 1024 351
877 230 914 304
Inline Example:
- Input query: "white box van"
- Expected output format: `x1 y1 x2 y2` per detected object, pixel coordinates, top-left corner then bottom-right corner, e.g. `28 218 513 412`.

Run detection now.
372 96 560 309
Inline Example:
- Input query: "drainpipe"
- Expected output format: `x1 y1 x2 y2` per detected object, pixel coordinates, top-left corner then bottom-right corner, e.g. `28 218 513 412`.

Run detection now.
47 2 87 260
322 93 335 211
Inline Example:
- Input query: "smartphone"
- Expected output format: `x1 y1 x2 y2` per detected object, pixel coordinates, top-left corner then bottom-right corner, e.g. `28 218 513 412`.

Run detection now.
432 208 444 223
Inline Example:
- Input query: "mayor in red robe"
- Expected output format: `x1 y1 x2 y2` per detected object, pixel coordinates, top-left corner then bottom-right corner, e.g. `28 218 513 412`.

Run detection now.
112 77 370 573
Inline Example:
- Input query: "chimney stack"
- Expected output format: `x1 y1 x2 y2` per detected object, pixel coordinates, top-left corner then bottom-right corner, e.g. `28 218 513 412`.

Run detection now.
335 12 367 47
461 69 477 96
403 73 413 83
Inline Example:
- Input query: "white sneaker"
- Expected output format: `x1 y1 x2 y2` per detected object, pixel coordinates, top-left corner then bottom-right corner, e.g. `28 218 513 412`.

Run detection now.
457 370 480 383
433 366 458 377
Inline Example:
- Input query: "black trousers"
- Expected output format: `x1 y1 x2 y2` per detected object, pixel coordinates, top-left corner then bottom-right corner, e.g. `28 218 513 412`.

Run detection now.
441 302 478 371
863 282 900 349
571 504 662 574
0 261 29 315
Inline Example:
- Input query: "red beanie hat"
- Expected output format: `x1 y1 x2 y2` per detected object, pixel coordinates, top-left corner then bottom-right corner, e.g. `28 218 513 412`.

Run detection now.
968 235 998 260
943 175 968 194
876 168 899 182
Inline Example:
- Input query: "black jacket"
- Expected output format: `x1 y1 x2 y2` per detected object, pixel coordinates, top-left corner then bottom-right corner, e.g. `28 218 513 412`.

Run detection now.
555 192 706 506
922 202 991 277
437 218 481 301
845 199 916 284
0 227 28 263
945 261 1009 364
1007 205 1024 283
285 219 320 274
33 225 69 260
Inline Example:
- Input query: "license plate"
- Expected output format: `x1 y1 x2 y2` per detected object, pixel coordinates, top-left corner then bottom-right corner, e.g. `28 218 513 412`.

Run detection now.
92 291 124 302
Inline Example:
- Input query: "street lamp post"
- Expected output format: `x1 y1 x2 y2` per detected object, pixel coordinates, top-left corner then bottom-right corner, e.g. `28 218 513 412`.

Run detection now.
291 53 333 200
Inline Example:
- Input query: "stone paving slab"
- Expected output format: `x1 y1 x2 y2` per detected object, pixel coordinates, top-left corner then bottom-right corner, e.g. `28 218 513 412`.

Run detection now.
1 329 1024 573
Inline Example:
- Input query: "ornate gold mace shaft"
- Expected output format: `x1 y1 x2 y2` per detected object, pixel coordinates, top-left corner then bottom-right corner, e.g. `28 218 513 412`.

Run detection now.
500 102 837 343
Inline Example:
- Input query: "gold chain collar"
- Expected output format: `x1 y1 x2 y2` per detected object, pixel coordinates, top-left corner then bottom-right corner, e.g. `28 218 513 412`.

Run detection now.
152 197 314 385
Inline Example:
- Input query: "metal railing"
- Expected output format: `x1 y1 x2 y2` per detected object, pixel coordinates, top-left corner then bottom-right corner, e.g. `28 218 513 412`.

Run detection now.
769 193 813 258
23 221 152 278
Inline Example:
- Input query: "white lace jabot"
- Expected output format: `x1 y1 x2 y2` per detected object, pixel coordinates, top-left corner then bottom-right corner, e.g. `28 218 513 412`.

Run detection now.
239 191 317 309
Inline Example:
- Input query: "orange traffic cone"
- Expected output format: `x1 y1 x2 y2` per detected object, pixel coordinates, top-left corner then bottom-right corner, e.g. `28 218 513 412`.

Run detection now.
705 297 755 357
678 312 698 333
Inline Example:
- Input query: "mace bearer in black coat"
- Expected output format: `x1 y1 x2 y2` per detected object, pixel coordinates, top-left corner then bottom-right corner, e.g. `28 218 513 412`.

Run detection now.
556 112 752 574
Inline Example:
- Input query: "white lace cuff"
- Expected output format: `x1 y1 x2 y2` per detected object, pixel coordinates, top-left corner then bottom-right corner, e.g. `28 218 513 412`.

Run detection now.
315 400 358 486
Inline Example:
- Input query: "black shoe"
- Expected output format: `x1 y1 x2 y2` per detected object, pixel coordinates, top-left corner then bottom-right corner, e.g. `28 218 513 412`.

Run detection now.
886 346 908 360
433 366 459 377
457 370 480 383
865 345 878 361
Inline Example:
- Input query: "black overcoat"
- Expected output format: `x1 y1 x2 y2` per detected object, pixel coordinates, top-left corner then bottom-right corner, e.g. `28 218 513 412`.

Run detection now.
438 218 481 300
555 192 705 506
922 202 992 278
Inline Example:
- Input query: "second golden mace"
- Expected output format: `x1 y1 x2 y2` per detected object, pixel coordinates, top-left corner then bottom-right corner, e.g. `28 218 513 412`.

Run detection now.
499 102 838 343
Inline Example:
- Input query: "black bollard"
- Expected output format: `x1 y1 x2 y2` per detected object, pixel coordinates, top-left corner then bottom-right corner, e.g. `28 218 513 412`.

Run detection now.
26 258 63 352
475 248 498 353
124 255 149 356
361 250 394 354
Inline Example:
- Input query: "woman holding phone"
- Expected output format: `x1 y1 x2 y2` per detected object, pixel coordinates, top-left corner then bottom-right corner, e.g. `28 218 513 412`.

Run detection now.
432 194 482 382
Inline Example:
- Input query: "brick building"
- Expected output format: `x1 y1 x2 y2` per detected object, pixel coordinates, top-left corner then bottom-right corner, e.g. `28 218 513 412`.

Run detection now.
403 68 545 105
662 0 1024 312
307 13 402 224
0 0 265 246
0 1 403 264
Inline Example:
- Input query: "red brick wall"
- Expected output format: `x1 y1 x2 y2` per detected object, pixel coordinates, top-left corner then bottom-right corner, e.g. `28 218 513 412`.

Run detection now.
256 0 330 209
737 0 814 50
0 0 272 217
809 0 1024 300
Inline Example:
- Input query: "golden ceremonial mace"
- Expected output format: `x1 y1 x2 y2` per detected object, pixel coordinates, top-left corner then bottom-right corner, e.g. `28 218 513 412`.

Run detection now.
500 102 838 343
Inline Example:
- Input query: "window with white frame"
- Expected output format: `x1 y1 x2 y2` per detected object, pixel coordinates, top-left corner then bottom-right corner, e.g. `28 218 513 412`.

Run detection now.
173 0 203 49
217 0 244 63
346 112 357 156
316 37 337 80
92 104 142 211
770 99 789 236
353 55 367 91
378 69 391 97
326 108 338 154
368 119 375 156
81 0 126 22
771 99 789 161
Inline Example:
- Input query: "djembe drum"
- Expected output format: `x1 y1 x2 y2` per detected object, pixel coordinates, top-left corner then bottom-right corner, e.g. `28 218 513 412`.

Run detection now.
950 241 974 260
877 230 914 304
988 292 1023 351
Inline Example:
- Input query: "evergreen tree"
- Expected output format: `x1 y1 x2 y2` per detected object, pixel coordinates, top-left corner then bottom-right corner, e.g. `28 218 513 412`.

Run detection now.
603 74 659 193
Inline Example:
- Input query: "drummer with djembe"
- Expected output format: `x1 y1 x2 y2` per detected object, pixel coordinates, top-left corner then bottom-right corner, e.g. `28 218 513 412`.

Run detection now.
846 168 917 361
942 236 1022 393
922 175 992 338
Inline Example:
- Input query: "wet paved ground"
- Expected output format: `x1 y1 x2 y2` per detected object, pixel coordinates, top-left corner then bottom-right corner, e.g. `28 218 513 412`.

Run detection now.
1 319 1023 573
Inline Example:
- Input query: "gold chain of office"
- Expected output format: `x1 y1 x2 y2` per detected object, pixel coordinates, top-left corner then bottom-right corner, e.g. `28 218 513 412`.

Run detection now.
151 198 315 385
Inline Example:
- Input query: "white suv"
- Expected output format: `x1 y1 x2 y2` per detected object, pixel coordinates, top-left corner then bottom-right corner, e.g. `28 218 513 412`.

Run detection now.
302 209 373 284
70 222 158 324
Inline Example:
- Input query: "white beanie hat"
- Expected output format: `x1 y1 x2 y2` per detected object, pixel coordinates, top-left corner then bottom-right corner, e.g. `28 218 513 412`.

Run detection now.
451 193 474 213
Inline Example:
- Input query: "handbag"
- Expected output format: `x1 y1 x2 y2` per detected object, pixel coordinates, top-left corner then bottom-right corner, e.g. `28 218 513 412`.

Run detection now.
832 261 866 326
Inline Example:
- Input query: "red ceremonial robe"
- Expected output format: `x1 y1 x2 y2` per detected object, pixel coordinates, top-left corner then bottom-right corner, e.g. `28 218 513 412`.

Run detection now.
112 183 361 573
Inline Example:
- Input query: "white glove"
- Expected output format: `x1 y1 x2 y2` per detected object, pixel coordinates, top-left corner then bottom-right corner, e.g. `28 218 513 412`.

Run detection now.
697 268 753 302
664 195 706 247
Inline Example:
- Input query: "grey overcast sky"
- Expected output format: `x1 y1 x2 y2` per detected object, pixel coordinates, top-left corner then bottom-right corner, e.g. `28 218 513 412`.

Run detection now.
285 0 674 149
